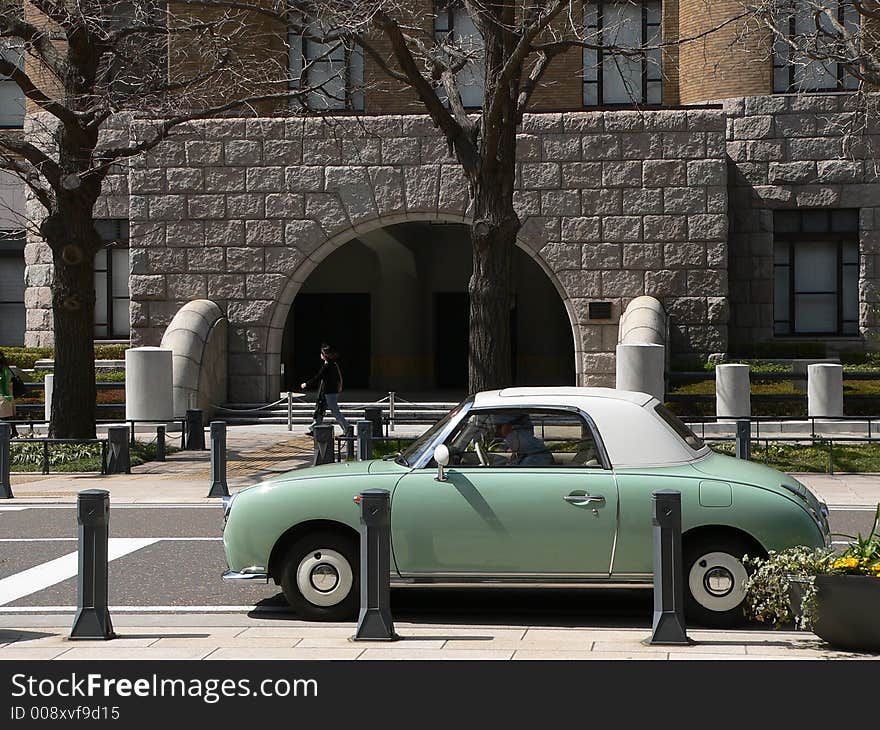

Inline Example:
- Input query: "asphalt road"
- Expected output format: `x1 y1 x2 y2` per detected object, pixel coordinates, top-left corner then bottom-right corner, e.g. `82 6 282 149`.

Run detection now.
0 504 874 625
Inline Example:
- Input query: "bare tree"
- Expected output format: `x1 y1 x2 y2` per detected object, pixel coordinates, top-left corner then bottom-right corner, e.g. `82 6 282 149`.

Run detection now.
0 0 334 437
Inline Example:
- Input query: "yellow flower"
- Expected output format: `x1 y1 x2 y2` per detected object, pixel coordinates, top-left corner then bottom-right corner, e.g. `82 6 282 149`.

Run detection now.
833 557 860 570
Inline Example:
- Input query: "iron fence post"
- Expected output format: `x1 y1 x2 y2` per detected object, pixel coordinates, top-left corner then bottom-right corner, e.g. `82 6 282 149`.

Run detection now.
648 490 690 645
313 424 335 465
0 423 12 499
345 425 355 461
208 421 229 498
185 409 205 450
156 425 166 461
352 488 398 641
107 426 130 474
364 407 382 437
735 419 751 461
70 489 115 640
42 439 49 474
357 420 373 461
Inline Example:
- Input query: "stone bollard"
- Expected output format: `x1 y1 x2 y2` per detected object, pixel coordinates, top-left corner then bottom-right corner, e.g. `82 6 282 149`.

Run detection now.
106 426 130 474
716 364 750 420
615 343 665 401
207 421 229 498
808 364 843 419
648 490 690 646
0 422 12 499
70 490 115 640
364 407 383 437
44 373 53 423
156 425 166 461
313 424 335 465
356 420 373 461
735 419 751 461
185 408 205 450
352 489 398 641
125 347 173 423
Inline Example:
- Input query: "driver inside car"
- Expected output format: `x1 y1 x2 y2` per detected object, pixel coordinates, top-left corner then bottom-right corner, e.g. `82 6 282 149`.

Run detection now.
494 413 554 467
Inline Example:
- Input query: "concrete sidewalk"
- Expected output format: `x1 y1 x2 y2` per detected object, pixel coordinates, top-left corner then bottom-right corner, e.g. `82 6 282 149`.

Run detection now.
8 428 880 507
0 613 876 660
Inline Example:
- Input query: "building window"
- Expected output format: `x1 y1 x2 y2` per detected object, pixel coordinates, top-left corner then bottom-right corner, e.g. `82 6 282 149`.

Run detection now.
288 9 364 111
773 0 859 93
94 220 130 340
0 42 25 128
773 209 859 337
583 1 662 106
0 231 25 345
434 1 485 109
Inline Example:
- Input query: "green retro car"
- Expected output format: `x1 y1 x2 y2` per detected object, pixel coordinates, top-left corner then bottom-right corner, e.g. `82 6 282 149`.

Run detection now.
222 387 830 626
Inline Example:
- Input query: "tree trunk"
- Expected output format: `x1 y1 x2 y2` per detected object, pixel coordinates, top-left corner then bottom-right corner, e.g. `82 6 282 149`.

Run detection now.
47 218 99 439
468 217 518 392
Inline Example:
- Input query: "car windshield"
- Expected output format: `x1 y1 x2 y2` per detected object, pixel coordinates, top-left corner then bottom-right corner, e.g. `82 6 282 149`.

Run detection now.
398 398 471 467
654 403 705 451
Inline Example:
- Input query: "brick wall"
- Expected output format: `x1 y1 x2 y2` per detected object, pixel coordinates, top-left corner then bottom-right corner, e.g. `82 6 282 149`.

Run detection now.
679 0 771 104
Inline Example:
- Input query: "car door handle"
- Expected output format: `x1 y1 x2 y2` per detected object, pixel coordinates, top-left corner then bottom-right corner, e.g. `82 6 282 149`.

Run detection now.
563 494 605 506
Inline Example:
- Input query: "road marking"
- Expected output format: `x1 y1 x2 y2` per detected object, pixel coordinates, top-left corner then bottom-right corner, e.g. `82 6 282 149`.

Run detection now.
0 504 223 510
0 537 222 542
0 606 291 614
0 538 158 606
0 507 27 512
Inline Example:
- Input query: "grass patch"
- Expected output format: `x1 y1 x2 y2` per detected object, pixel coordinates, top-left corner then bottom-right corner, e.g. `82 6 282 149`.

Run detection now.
10 439 177 473
710 441 880 473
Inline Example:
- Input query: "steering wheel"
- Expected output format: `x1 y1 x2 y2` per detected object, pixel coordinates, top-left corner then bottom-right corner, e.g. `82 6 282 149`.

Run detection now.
474 440 489 466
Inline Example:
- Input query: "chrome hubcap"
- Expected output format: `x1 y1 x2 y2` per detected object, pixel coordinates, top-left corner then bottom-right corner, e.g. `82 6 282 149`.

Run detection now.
703 566 735 597
310 563 340 592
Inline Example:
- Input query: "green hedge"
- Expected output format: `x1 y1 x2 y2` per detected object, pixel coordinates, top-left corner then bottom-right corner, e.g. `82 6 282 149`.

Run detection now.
0 345 129 369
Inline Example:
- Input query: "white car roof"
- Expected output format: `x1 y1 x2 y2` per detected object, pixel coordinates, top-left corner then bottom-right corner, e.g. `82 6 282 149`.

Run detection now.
471 387 708 468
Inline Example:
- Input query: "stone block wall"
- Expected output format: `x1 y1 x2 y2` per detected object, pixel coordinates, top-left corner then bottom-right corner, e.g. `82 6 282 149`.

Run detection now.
24 109 728 402
725 93 880 352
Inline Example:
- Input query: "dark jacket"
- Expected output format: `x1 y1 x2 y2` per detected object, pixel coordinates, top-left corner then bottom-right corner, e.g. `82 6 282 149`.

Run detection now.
305 360 343 395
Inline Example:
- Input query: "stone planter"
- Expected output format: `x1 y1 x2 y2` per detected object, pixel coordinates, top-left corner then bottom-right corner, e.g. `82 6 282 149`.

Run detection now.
811 575 880 652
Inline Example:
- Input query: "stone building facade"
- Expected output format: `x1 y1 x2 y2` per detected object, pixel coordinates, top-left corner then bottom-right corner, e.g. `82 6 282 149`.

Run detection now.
5 0 880 404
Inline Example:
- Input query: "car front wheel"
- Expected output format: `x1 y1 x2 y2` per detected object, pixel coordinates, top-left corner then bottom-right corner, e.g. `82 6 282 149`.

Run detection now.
280 531 358 621
683 536 753 628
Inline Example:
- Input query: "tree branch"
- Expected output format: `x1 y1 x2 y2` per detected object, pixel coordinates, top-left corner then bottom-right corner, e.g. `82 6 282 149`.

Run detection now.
0 131 61 190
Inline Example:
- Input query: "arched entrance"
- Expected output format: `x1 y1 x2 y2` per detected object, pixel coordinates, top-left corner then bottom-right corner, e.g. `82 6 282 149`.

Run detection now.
279 221 575 395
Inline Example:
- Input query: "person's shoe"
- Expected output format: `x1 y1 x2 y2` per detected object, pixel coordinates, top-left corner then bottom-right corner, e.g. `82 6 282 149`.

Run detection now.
304 429 315 437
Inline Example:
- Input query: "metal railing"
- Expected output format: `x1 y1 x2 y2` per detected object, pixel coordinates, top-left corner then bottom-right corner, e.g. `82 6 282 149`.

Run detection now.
8 437 109 475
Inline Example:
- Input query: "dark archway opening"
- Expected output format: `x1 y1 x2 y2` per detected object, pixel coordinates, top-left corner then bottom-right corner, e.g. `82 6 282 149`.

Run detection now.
281 222 574 395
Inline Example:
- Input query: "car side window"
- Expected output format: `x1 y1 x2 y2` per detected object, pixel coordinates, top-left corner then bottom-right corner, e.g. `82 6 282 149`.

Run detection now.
443 409 604 468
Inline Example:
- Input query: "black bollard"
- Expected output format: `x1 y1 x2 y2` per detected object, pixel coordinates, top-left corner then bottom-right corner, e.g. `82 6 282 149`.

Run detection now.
352 489 398 641
648 490 691 646
356 420 373 461
735 419 751 461
345 425 355 461
106 426 130 474
363 407 383 437
207 421 229 498
313 424 335 466
185 408 205 450
0 422 12 499
70 490 115 640
156 425 166 461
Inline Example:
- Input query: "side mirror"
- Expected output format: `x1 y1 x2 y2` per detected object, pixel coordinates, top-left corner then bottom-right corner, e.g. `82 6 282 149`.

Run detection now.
434 444 450 482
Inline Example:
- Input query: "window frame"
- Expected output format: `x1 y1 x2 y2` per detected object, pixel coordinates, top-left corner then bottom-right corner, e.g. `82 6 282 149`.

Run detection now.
288 8 365 112
440 405 613 470
433 0 485 110
583 0 663 108
772 0 860 93
0 41 25 129
0 230 26 346
773 209 860 337
93 220 130 341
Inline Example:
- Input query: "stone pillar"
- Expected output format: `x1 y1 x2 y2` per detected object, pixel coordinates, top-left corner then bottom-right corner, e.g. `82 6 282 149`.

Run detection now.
125 347 173 422
716 364 750 420
615 343 665 401
44 373 53 422
808 364 843 418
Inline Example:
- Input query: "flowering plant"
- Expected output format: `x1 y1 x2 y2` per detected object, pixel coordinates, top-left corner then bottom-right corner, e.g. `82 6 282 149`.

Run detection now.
743 504 879 630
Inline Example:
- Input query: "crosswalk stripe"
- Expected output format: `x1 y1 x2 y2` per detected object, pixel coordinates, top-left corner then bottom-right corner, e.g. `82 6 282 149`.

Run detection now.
0 538 158 606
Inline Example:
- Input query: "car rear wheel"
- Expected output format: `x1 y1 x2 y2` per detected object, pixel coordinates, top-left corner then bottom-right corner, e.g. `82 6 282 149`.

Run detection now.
683 535 754 628
280 531 358 621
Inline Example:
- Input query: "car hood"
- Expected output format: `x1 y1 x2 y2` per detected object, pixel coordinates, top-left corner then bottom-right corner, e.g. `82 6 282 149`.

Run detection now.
691 451 827 517
248 457 407 488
